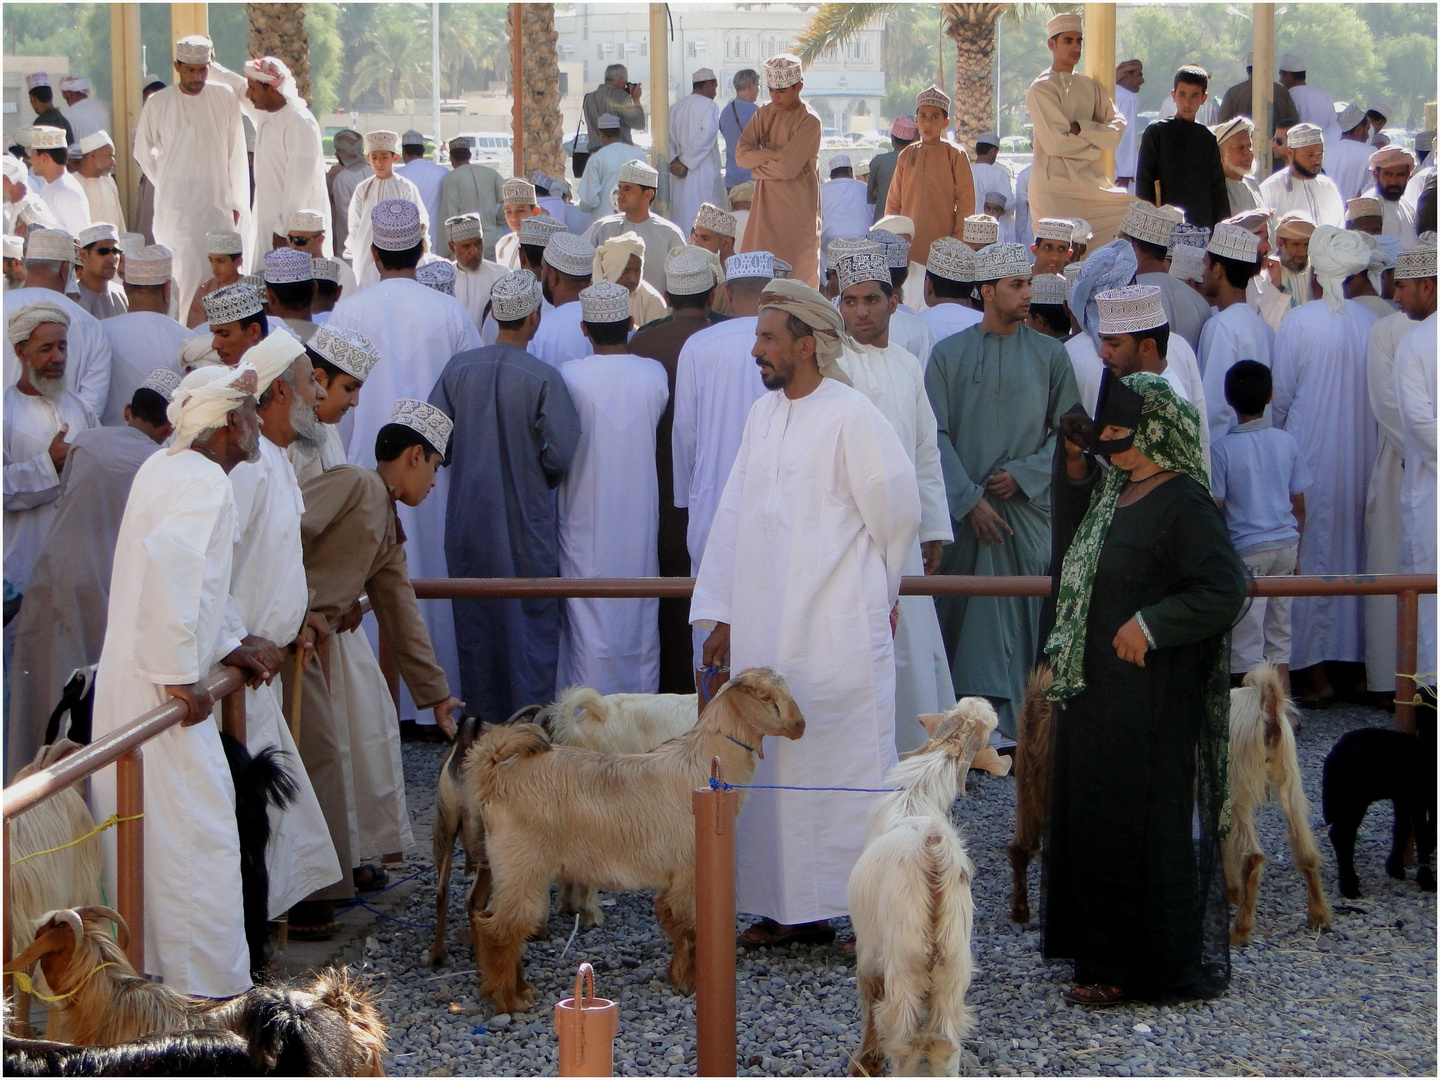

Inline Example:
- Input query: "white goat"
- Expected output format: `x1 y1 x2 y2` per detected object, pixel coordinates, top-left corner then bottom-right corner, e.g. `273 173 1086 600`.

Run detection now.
848 699 1011 1077
538 687 699 754
1225 663 1332 945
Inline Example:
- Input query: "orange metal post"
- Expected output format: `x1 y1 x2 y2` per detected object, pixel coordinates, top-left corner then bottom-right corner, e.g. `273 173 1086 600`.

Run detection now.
693 757 738 1077
3 818 13 1013
1396 588 1420 734
116 749 145 972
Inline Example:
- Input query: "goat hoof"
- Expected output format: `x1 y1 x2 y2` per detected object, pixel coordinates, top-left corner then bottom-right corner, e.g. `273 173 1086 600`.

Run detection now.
1229 927 1252 947
1339 881 1362 900
1419 868 1436 892
429 949 448 968
1386 858 1407 880
579 911 605 930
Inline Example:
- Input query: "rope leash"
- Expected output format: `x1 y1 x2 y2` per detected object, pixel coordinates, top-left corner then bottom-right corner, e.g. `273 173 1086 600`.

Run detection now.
708 778 893 794
1393 672 1437 709
12 813 144 865
7 962 115 1003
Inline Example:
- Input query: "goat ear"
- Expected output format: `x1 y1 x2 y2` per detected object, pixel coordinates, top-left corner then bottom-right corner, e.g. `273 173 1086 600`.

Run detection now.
3 921 74 973
917 712 947 737
971 746 1012 777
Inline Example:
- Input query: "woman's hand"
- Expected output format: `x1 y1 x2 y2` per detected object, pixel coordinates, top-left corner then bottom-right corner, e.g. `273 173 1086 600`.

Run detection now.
1113 616 1149 667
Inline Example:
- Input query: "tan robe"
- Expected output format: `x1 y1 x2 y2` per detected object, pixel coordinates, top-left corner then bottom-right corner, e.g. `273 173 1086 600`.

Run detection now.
736 101 823 287
1026 68 1132 248
78 174 126 232
284 465 448 898
884 141 975 267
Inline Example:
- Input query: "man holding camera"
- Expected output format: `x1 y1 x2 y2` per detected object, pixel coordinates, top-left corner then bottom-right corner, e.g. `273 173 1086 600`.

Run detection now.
583 64 647 149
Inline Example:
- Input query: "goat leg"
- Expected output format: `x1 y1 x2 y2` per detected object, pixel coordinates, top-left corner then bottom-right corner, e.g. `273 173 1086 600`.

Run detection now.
1230 851 1265 946
1329 818 1363 899
1005 842 1034 924
851 974 886 1078
1387 798 1413 880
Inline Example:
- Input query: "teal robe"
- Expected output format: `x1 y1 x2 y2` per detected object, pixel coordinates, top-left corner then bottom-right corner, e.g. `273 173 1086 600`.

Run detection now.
924 323 1079 735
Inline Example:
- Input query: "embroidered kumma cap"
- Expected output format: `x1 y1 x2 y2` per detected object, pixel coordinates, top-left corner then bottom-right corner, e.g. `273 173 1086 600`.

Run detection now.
390 398 452 457
1095 284 1167 334
311 325 380 381
490 269 544 320
204 282 263 325
973 243 1033 281
579 280 632 323
926 237 975 282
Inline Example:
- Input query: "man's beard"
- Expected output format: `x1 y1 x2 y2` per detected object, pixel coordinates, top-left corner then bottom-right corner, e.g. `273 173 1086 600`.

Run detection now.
289 396 328 452
1382 183 1405 201
32 372 66 399
1291 160 1319 179
1280 253 1308 273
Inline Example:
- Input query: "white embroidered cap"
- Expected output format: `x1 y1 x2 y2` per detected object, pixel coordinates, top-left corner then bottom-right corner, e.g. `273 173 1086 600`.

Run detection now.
579 280 632 323
544 232 596 277
866 228 910 268
983 190 1009 212
77 223 119 248
311 257 341 283
1336 104 1366 133
771 257 793 279
915 85 951 114
371 199 423 249
1047 12 1082 35
364 130 399 155
962 215 1000 245
764 54 804 89
417 260 456 295
2 235 22 261
1030 273 1067 306
207 230 244 255
973 242 1033 281
829 154 852 172
1368 100 1393 122
1278 52 1305 73
694 202 737 238
1207 222 1261 263
1211 116 1254 146
1168 245 1205 283
502 177 537 204
1394 234 1437 280
117 232 145 254
835 252 892 293
175 35 214 64
31 126 67 151
125 244 173 286
1346 197 1383 222
665 247 717 296
1286 123 1324 149
725 251 776 280
1064 262 1083 288
389 398 453 457
692 68 717 84
1121 201 1183 247
140 367 183 400
286 209 326 233
263 247 313 284
1167 224 1210 257
518 214 567 246
1095 284 1168 334
25 72 51 91
310 325 380 381
926 237 975 282
1034 218 1074 243
490 269 544 321
204 282 263 325
826 237 881 266
77 131 113 155
596 113 622 131
1071 218 1094 244
23 229 74 263
445 213 485 243
618 159 660 188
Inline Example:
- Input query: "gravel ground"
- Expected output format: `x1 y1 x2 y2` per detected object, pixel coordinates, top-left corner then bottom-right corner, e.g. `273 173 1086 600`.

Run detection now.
342 702 1434 1077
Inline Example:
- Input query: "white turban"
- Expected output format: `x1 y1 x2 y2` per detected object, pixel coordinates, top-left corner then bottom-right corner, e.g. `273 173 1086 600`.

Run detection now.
7 300 70 346
1308 226 1371 315
592 232 646 286
167 363 258 454
244 328 306 395
178 334 222 371
757 279 855 384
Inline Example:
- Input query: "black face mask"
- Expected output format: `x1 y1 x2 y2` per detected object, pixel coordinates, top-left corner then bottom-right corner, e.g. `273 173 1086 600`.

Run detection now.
1091 369 1144 456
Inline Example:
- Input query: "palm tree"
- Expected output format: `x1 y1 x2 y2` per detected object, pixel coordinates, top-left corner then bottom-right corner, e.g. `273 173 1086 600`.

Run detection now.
349 9 431 110
509 4 564 178
797 3 1056 147
245 3 311 106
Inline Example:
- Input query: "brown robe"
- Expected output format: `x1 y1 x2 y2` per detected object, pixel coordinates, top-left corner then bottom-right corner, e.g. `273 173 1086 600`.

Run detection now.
736 101 823 287
884 141 976 268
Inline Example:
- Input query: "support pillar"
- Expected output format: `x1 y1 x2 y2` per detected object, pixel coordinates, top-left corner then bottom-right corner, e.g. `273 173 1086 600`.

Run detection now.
649 4 670 215
110 3 144 228
1082 3 1117 182
170 3 209 46
1252 3 1275 178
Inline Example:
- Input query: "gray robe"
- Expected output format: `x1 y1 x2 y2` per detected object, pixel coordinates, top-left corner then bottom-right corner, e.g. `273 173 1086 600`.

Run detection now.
925 323 1079 736
428 343 581 721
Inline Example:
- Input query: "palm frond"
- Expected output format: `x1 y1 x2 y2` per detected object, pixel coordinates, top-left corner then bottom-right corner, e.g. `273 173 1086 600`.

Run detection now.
795 3 893 66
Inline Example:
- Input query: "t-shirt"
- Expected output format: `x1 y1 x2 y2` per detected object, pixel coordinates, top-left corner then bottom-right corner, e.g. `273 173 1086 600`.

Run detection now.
1211 416 1312 553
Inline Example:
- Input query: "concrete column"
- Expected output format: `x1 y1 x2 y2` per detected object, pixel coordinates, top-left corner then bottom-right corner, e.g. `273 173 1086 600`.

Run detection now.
649 3 670 214
1082 2 1117 182
170 3 209 46
1252 3 1275 177
110 3 144 226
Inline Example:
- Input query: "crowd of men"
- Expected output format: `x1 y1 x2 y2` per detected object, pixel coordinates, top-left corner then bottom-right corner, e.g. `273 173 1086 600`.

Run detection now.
3 11 1436 981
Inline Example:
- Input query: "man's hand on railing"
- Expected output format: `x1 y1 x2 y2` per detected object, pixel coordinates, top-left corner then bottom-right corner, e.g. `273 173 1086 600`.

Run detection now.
225 637 283 688
338 599 365 634
433 696 465 740
164 681 215 727
294 612 333 660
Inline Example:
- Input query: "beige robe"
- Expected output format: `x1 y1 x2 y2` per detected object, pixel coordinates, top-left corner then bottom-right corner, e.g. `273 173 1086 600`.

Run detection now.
884 141 975 267
736 101 823 287
1026 68 1132 247
78 174 125 232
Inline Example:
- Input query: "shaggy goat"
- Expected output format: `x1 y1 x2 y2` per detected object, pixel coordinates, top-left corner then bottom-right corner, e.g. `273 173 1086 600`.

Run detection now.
5 1029 261 1076
849 698 1011 1077
537 687 699 755
1322 708 1436 899
1005 667 1054 924
3 908 386 1074
1225 664 1331 944
463 667 804 1013
431 712 497 967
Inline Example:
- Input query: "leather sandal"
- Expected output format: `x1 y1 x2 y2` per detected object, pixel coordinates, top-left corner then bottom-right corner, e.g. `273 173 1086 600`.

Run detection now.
1064 983 1126 1006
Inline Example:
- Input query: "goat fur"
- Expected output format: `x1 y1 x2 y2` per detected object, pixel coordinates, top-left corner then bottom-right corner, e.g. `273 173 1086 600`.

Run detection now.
537 687 699 755
1224 664 1331 943
1005 667 1054 924
3 908 386 1075
431 712 497 967
848 699 1009 1077
462 667 805 1013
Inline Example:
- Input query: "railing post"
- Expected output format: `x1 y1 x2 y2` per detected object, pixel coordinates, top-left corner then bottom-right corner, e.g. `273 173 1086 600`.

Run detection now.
693 758 737 1077
3 816 16 1030
221 678 246 745
1396 588 1420 734
116 748 145 972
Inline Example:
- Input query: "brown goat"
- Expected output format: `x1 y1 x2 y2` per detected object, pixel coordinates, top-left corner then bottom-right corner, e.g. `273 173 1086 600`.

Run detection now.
3 908 386 1075
463 666 805 1013
1006 666 1055 924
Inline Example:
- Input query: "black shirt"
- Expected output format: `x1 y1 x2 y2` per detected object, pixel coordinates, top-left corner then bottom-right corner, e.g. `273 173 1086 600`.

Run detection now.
1136 117 1231 230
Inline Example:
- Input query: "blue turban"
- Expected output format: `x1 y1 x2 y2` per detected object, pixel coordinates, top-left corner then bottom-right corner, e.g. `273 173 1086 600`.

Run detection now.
1069 240 1138 350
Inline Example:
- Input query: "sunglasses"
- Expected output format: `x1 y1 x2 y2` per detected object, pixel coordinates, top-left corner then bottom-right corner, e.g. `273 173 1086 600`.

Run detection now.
288 234 320 246
92 246 120 256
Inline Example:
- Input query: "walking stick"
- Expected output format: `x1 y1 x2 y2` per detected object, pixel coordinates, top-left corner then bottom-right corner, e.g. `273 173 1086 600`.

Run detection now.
289 646 306 743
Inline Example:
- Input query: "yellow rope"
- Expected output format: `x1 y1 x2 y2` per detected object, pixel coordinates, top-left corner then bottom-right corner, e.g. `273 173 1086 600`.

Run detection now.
12 813 144 865
1392 672 1437 709
7 962 115 1003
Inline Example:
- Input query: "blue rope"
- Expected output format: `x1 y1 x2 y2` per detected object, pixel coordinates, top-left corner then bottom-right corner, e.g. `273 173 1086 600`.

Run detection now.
708 777 893 794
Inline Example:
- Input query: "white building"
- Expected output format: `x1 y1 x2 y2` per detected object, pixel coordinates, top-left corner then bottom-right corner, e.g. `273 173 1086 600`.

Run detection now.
554 4 885 136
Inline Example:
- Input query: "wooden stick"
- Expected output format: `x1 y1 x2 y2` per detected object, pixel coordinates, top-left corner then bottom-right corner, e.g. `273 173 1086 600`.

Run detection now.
289 648 305 743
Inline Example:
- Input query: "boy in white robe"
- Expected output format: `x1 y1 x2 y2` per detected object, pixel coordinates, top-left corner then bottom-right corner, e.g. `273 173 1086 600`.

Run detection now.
556 282 670 694
345 131 429 291
692 279 920 944
1198 223 1275 448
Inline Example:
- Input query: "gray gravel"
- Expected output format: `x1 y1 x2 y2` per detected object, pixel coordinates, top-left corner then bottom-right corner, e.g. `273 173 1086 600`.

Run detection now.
341 702 1434 1076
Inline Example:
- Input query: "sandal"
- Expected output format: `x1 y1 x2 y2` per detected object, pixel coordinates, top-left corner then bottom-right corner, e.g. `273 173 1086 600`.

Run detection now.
287 900 337 941
1064 983 1126 1006
740 918 836 948
353 864 390 892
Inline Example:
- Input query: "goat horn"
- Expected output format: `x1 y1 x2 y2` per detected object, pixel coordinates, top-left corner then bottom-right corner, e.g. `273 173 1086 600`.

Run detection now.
80 906 130 950
54 909 86 946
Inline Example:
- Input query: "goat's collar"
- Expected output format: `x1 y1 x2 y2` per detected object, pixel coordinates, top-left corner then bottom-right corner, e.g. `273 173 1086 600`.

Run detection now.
723 732 757 754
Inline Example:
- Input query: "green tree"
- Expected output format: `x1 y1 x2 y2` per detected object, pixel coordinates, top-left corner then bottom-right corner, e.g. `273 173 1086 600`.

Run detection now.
348 6 430 109
307 0 342 118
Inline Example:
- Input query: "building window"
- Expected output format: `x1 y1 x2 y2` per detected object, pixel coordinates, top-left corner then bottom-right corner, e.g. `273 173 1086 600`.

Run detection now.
641 41 648 57
559 73 569 95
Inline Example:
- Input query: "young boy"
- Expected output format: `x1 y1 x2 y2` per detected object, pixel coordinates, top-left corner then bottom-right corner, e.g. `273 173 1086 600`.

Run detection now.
497 177 544 271
884 85 975 274
345 131 429 289
291 324 379 482
1136 65 1230 229
285 398 464 935
1031 218 1073 275
1211 359 1311 692
186 229 244 328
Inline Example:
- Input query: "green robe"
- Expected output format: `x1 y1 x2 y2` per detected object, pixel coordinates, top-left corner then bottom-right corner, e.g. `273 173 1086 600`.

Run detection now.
924 323 1079 736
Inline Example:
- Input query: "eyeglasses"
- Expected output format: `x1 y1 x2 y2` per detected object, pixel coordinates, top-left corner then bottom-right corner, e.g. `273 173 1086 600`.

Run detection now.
92 246 120 256
288 234 320 246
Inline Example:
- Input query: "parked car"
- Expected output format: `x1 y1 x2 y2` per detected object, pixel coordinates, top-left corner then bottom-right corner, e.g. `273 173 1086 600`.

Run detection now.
1000 134 1032 154
454 131 513 163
